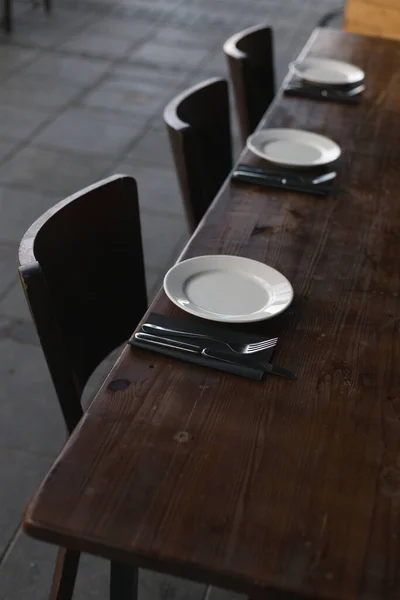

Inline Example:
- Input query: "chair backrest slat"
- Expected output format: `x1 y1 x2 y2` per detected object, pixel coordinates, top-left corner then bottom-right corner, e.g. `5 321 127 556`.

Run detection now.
224 25 275 143
19 175 147 434
164 78 232 231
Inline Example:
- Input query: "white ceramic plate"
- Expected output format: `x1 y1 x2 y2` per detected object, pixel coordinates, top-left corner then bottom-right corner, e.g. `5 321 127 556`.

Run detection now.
163 255 293 323
289 57 365 86
247 128 341 168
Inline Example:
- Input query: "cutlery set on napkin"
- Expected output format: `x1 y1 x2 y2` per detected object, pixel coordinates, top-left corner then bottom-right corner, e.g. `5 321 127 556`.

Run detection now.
284 80 365 104
232 163 336 196
284 57 366 104
128 313 296 381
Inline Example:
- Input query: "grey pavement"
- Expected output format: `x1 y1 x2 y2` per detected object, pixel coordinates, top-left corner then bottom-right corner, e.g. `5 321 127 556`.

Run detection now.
0 0 342 598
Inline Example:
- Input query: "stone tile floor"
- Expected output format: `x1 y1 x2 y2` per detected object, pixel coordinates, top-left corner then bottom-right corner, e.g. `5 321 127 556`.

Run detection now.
0 0 342 597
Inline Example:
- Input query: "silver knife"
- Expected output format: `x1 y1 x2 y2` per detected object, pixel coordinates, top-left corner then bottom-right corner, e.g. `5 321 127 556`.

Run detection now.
133 332 296 380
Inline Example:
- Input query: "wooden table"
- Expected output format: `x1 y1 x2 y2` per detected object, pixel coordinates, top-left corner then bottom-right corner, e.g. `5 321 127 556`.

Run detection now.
24 29 400 600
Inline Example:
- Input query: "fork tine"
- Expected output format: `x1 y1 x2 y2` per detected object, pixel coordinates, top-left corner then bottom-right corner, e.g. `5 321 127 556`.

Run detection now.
248 341 276 351
256 339 277 349
248 337 278 349
245 341 277 353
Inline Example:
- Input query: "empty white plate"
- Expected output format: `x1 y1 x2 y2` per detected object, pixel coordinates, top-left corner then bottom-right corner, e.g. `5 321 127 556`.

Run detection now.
163 255 293 323
247 128 341 168
289 57 365 86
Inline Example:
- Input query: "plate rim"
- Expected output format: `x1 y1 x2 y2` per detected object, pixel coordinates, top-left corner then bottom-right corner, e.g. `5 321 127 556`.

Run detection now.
163 254 294 323
289 57 365 86
246 127 341 167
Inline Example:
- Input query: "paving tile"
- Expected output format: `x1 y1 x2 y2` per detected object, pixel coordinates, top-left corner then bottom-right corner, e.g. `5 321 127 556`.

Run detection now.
0 186 55 244
60 31 135 59
132 41 210 70
5 318 40 347
0 145 112 195
0 338 65 456
112 163 183 216
83 15 155 42
0 532 207 600
125 125 174 168
0 73 83 110
23 53 112 86
113 63 188 86
0 46 40 79
0 243 18 298
0 450 52 556
151 26 221 48
0 138 18 164
140 210 188 271
0 280 31 322
200 50 228 76
35 107 146 157
12 9 99 49
146 268 163 300
0 106 49 142
165 6 247 30
114 1 175 22
82 73 180 117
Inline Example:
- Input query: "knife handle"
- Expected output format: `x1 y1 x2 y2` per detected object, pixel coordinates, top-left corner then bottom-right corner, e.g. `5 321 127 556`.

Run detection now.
261 362 297 380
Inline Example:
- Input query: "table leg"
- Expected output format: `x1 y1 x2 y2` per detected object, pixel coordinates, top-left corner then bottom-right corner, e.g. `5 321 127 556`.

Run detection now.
3 0 12 33
110 562 138 600
49 547 80 600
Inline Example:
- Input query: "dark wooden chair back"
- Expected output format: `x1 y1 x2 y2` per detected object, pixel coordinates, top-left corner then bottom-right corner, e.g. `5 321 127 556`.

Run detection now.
18 175 147 434
223 24 275 143
164 77 232 231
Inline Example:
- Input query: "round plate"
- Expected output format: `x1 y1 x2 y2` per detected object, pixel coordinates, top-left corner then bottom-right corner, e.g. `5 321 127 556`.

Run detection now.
247 128 341 168
163 255 293 323
289 57 365 86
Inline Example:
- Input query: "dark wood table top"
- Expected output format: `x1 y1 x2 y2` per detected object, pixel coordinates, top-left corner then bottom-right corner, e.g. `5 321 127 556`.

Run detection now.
24 29 400 600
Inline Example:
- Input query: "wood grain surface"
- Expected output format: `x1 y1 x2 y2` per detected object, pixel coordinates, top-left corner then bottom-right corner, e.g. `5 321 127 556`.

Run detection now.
24 29 400 600
345 0 400 42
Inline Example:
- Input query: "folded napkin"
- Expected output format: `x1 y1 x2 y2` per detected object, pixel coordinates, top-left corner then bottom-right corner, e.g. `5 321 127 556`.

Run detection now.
284 79 363 105
128 312 277 381
232 165 335 197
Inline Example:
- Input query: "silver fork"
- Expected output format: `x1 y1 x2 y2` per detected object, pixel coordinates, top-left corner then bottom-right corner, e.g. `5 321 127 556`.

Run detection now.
142 323 278 355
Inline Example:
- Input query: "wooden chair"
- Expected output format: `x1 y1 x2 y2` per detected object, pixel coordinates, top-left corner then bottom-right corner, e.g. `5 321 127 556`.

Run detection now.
164 77 232 232
223 24 275 144
18 174 147 600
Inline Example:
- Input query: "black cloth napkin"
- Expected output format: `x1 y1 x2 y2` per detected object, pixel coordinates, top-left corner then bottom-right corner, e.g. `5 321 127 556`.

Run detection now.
232 164 336 197
232 169 332 196
128 312 277 381
284 78 363 104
